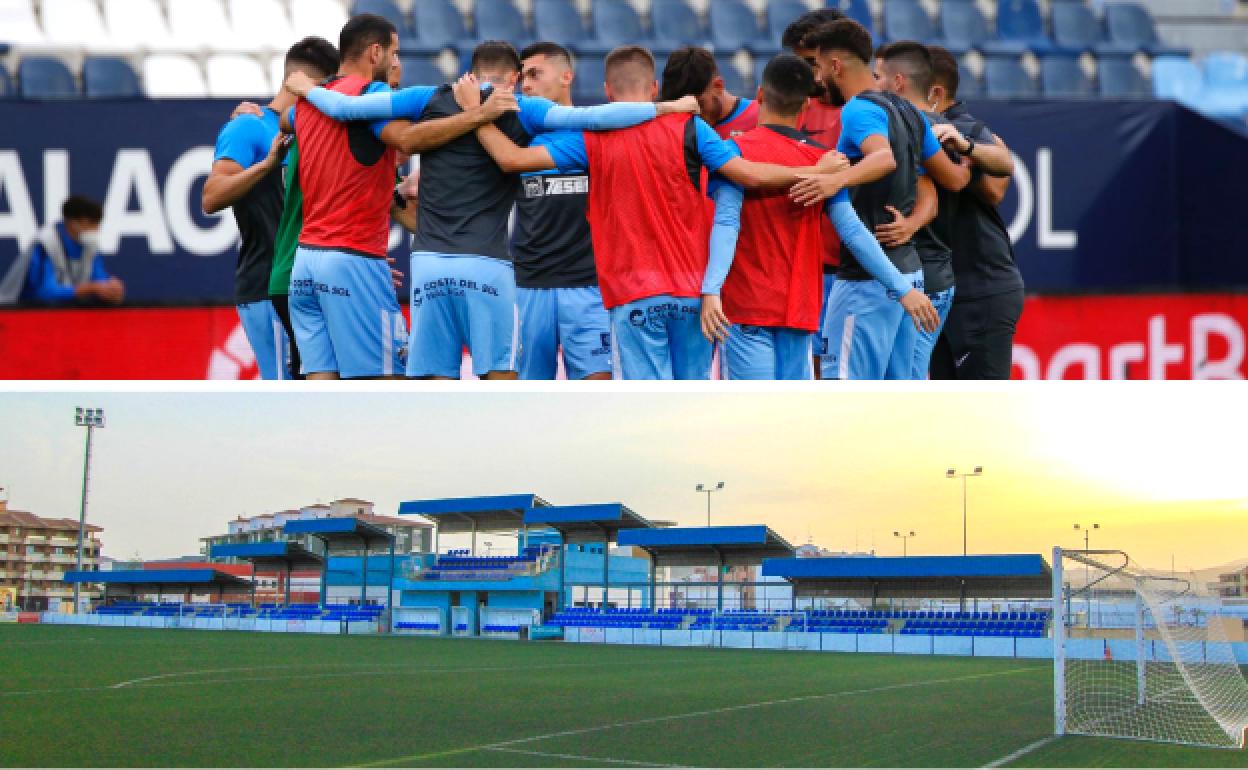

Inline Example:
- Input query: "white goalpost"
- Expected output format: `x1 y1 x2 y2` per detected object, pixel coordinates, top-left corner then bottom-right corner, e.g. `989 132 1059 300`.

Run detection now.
1053 546 1248 749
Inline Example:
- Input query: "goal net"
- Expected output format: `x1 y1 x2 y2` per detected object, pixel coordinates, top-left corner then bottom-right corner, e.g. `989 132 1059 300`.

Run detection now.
1054 547 1248 749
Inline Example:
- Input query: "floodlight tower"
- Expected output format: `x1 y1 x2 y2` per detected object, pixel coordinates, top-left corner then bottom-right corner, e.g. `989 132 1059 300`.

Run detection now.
893 531 917 557
73 407 105 613
946 466 983 556
695 482 724 527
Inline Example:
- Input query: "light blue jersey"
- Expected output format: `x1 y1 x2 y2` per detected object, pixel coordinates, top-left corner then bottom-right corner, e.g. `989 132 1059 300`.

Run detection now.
610 295 711 381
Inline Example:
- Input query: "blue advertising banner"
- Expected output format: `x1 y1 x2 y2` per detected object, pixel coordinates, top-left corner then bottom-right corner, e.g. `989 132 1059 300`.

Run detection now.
1 98 1244 302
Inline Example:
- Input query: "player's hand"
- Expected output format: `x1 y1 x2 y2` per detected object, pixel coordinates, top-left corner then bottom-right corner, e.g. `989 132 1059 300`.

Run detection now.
657 95 701 117
387 257 405 291
874 205 919 248
397 170 420 203
700 294 732 344
899 289 940 333
261 134 292 170
790 173 844 207
453 73 483 110
816 150 849 174
284 71 317 98
480 85 519 122
933 123 970 155
231 101 264 119
87 278 125 305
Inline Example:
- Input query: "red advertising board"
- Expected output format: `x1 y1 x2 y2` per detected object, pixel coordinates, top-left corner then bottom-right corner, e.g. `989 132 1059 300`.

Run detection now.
1 295 1244 380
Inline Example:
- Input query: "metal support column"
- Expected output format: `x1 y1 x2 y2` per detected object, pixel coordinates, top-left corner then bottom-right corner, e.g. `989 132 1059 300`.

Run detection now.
284 561 291 606
602 534 610 609
387 536 397 633
360 536 369 606
559 533 568 610
1135 580 1146 706
648 555 657 611
1053 546 1067 736
317 536 328 607
716 549 724 613
72 422 95 614
471 521 477 556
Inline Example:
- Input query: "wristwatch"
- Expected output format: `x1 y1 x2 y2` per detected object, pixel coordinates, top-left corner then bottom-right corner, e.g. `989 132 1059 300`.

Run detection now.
962 138 976 157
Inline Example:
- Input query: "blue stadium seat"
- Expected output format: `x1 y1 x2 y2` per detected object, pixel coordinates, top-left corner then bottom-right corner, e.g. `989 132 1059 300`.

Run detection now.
585 0 649 54
1200 52 1248 118
352 0 417 47
413 0 469 53
400 55 446 88
937 0 992 56
709 0 770 53
1040 54 1093 98
1050 1 1105 54
1 63 17 99
986 0 1052 54
983 54 1037 97
475 0 530 45
653 0 706 47
718 59 751 96
1104 3 1188 57
83 56 141 98
573 53 607 104
827 0 875 35
18 56 78 99
535 0 589 49
883 0 936 43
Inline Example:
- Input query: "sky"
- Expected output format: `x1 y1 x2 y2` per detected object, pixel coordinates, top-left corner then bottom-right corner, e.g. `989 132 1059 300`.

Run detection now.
0 387 1244 572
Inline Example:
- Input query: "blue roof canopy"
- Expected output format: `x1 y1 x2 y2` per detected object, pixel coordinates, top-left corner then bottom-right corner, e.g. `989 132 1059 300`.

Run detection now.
209 541 323 566
62 569 251 587
619 525 794 566
283 517 392 544
398 494 551 533
762 554 1053 599
522 503 654 543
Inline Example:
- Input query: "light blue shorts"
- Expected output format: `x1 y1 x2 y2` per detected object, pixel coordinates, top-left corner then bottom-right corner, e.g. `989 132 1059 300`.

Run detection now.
289 248 408 379
518 286 612 380
408 252 517 379
912 285 956 380
820 270 924 381
723 325 815 380
812 273 837 358
236 299 290 380
609 295 711 381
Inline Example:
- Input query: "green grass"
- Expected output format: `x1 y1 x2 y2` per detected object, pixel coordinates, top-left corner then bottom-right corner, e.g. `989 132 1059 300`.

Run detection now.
1 624 1245 768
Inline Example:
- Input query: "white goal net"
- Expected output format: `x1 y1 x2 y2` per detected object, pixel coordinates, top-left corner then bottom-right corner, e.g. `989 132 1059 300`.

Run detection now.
1054 547 1248 749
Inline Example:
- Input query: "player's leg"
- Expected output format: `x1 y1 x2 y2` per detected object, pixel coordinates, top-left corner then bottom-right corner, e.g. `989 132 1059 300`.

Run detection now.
722 325 778 381
668 297 714 381
820 279 896 380
236 300 282 380
407 253 469 380
517 288 558 381
884 270 926 381
271 294 304 380
460 256 519 381
911 286 956 380
610 298 675 380
812 272 836 380
288 248 339 380
557 287 613 381
774 328 815 380
974 288 1024 380
317 251 408 380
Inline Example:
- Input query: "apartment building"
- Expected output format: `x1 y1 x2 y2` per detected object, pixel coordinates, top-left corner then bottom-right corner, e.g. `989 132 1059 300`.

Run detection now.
0 500 102 611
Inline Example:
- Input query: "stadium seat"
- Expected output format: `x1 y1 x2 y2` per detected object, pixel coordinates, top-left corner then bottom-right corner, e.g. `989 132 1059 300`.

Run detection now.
1050 1 1106 54
653 0 705 47
206 55 271 97
986 0 1053 54
1152 55 1204 107
983 54 1038 97
883 0 937 44
400 55 447 88
827 0 875 35
1040 54 1093 98
83 56 141 98
352 0 410 38
102 0 178 52
1104 3 1188 57
572 53 606 103
0 62 14 98
1098 57 1150 98
535 0 589 50
937 0 992 56
18 56 78 99
413 0 470 53
167 0 246 52
0 0 45 46
144 54 209 97
40 0 116 50
582 0 648 55
718 59 752 95
709 0 770 53
229 0 297 54
290 0 351 46
475 0 530 45
766 0 808 44
1200 52 1248 118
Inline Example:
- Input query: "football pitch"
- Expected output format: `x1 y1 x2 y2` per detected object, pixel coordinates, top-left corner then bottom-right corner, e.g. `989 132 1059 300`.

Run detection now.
2 624 1245 768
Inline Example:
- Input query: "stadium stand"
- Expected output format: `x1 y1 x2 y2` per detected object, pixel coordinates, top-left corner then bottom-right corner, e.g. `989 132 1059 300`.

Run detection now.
984 53 1040 97
0 62 13 96
475 0 531 46
938 0 993 56
1040 53 1096 98
653 0 707 47
1099 55 1152 98
83 55 141 98
17 55 77 98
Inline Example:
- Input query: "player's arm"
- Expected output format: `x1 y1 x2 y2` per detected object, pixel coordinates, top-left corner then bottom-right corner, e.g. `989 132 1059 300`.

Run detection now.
475 123 561 173
701 181 745 343
826 196 939 333
788 133 896 206
933 123 1014 178
970 133 1013 206
527 94 700 133
693 118 847 190
875 175 937 249
918 117 970 192
202 134 289 215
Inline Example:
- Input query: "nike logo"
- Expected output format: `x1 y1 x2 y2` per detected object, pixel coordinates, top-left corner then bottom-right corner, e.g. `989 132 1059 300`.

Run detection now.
956 353 971 368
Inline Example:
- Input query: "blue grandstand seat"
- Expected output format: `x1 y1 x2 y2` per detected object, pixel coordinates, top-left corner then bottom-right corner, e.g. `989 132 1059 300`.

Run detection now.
1199 52 1248 118
956 63 981 98
83 57 141 98
718 59 751 97
352 0 417 46
937 0 992 56
573 54 607 104
826 0 875 35
709 0 770 54
986 0 1052 54
653 0 706 47
0 63 15 99
585 0 650 55
18 57 78 99
883 0 936 43
983 54 1038 98
1040 54 1093 98
1104 3 1188 57
535 0 589 49
413 0 470 53
1050 1 1105 54
475 0 530 45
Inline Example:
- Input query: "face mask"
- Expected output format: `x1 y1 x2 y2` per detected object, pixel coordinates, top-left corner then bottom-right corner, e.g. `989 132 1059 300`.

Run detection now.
78 231 100 250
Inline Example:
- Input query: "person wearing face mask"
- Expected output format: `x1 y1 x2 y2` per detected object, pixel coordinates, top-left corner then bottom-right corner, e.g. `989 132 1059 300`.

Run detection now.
0 195 124 307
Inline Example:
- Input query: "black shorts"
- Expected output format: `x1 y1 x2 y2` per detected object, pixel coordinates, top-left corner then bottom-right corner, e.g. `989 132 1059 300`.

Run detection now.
930 289 1024 380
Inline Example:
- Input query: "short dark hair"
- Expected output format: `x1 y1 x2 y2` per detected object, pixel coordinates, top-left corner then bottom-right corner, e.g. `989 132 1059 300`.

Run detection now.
339 13 397 62
520 42 574 69
803 19 873 65
876 40 934 94
285 36 339 79
62 195 103 224
927 45 961 99
782 8 847 51
604 45 656 92
659 46 718 102
471 40 522 74
760 54 815 117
